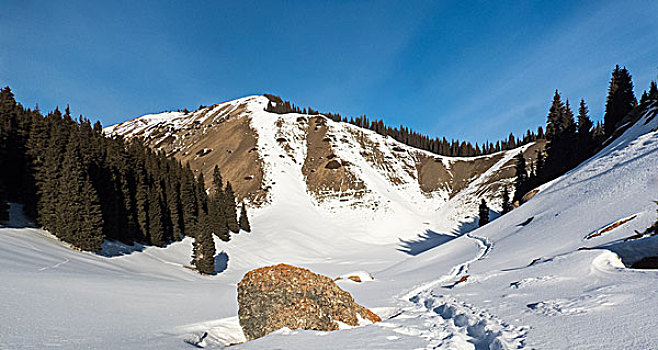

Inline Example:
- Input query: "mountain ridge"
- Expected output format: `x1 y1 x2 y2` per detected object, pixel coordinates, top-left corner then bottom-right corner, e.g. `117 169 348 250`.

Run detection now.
105 95 545 233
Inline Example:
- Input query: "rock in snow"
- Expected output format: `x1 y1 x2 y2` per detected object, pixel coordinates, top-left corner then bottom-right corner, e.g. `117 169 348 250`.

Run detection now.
237 263 381 340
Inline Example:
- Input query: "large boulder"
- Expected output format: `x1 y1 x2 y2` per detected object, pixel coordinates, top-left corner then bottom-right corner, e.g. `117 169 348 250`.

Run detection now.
237 263 381 340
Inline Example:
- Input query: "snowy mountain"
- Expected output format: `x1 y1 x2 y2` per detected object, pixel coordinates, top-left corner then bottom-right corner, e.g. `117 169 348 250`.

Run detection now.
1 99 656 349
105 95 544 241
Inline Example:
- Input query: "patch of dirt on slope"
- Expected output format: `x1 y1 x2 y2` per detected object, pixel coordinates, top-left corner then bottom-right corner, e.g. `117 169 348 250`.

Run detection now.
142 103 266 205
449 154 505 197
414 139 546 198
415 155 453 193
302 117 367 202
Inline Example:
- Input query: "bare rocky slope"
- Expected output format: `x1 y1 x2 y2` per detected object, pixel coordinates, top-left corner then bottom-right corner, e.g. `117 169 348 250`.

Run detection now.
105 95 543 226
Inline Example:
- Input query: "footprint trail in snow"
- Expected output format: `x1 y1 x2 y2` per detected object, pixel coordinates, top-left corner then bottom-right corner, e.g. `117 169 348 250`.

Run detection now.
383 233 528 349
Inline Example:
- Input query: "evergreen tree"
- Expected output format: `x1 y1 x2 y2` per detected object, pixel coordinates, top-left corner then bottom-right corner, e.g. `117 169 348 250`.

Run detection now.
75 178 105 252
134 166 149 242
148 189 166 246
239 202 251 232
576 99 595 163
649 81 658 100
534 150 545 185
192 210 216 275
180 165 198 237
501 186 512 215
224 181 239 233
604 65 636 136
513 152 528 203
196 172 207 216
165 169 183 241
640 90 650 105
478 199 489 227
57 143 104 251
544 91 576 180
0 87 220 256
208 165 229 241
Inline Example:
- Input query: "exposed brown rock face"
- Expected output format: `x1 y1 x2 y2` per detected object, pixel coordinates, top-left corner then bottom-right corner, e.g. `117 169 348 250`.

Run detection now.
110 96 546 209
237 263 381 341
302 116 367 201
110 101 267 205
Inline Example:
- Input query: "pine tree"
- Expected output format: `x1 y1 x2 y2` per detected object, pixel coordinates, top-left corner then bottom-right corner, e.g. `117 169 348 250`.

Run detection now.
544 91 576 180
0 87 228 252
134 168 149 242
148 189 166 246
165 170 183 241
75 178 105 252
224 181 239 233
576 99 595 163
180 165 198 237
239 202 251 232
57 143 104 251
192 210 216 275
649 81 658 100
501 186 512 215
534 150 545 185
513 152 527 203
478 199 489 227
603 65 636 136
208 165 229 241
196 172 207 216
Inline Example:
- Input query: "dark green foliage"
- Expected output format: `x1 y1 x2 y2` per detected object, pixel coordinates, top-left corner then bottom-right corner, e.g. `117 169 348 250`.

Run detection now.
478 199 489 227
515 65 651 211
56 143 104 251
544 91 577 180
208 165 230 241
192 210 216 275
239 203 251 232
649 81 658 101
576 99 595 164
224 181 239 233
165 167 184 241
148 189 166 246
501 186 511 215
0 87 215 260
180 165 198 237
604 65 636 136
513 152 528 203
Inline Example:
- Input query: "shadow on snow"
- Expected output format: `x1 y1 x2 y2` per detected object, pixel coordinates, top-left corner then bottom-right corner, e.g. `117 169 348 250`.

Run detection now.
397 217 482 256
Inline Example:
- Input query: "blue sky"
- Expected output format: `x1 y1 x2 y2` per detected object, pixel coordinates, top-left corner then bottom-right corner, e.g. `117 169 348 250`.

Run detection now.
1 1 657 143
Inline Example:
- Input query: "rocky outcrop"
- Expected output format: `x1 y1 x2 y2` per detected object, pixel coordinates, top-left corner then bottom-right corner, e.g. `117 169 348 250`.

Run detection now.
237 263 381 340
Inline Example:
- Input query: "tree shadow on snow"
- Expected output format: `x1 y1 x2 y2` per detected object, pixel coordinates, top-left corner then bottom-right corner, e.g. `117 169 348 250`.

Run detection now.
215 251 229 274
397 217 481 256
397 230 455 256
99 240 147 257
0 203 38 228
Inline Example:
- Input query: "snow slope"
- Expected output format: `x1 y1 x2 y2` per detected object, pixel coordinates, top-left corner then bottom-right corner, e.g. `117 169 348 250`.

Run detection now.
105 95 537 234
1 103 657 349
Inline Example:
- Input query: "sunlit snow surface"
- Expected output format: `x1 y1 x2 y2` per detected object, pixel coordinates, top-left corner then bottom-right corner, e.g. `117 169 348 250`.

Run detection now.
1 104 657 349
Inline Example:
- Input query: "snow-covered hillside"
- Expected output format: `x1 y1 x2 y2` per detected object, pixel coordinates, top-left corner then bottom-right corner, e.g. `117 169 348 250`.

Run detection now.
105 95 543 238
1 102 657 349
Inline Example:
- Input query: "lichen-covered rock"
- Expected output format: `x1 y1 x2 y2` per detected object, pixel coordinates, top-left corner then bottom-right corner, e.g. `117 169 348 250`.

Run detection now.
237 263 381 340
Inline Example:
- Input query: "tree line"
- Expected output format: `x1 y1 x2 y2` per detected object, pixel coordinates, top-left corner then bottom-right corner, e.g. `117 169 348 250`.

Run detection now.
479 65 658 227
264 94 543 158
0 87 251 274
